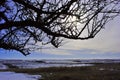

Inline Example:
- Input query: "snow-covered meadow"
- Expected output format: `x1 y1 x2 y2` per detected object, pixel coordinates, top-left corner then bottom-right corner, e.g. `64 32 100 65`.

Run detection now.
0 71 41 80
0 59 120 80
0 59 94 69
0 59 93 80
0 59 120 69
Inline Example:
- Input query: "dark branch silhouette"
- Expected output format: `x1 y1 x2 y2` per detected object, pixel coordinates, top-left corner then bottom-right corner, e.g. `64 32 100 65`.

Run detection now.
0 0 120 55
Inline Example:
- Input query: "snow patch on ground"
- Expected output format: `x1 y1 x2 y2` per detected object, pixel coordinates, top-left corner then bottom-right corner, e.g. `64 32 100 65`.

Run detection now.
13 63 93 69
0 59 119 69
0 63 8 69
0 60 93 69
0 71 41 80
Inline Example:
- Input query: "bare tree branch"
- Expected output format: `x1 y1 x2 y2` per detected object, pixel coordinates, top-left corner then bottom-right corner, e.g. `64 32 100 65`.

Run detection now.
0 0 120 55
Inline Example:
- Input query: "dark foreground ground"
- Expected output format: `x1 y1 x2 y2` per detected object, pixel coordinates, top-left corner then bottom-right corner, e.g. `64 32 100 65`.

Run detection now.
1 63 120 80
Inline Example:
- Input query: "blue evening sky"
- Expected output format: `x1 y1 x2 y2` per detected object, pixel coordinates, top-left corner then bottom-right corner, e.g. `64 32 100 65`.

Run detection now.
0 0 120 60
0 16 120 60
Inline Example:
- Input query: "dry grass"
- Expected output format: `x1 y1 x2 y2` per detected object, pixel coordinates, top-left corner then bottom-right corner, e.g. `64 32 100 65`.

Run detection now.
1 63 120 80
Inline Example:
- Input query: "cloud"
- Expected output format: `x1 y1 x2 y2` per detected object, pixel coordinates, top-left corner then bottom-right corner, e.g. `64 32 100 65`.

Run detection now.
34 16 120 57
54 16 120 54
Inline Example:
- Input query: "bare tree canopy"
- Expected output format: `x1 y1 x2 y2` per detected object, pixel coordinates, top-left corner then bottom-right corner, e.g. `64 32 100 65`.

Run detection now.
0 0 120 55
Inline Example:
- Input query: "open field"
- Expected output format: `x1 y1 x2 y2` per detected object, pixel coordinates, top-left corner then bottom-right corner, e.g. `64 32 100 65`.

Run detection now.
0 59 120 80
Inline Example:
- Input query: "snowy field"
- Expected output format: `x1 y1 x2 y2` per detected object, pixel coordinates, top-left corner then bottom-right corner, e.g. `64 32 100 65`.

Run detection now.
0 59 94 80
0 59 120 69
0 60 93 69
0 71 41 80
0 59 119 80
0 63 8 69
